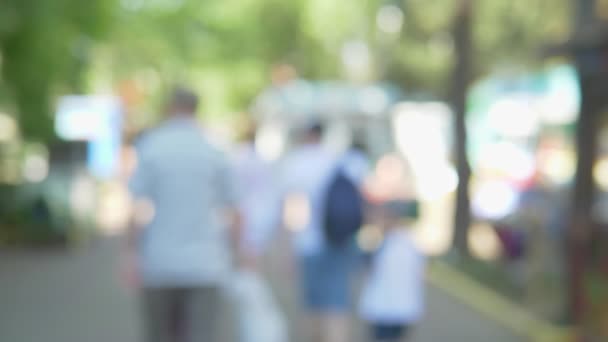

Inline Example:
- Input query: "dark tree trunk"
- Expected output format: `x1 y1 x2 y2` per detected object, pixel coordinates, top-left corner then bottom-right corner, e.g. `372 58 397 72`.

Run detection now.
451 0 473 257
568 70 603 324
567 0 602 325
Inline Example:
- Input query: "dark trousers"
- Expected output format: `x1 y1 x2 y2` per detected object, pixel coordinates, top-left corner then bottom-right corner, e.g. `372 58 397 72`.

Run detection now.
142 286 222 342
371 323 410 342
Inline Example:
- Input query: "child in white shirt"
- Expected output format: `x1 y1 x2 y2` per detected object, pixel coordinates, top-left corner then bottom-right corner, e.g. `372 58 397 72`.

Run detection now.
359 201 426 342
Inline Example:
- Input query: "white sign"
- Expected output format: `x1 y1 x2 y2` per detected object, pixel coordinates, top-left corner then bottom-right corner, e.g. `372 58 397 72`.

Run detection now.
55 96 121 141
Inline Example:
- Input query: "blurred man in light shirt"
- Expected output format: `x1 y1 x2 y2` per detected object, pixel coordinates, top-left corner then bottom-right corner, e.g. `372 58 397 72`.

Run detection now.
125 87 241 342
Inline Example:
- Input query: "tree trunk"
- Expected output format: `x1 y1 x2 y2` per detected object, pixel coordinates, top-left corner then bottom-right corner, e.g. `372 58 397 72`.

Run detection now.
568 70 603 324
451 0 473 257
567 0 601 325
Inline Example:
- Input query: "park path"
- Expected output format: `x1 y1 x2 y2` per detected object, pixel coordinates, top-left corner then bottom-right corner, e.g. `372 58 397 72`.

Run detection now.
0 237 523 342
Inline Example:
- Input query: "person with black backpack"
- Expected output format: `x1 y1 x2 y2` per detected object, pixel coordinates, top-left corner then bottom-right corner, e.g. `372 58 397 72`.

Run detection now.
281 122 365 342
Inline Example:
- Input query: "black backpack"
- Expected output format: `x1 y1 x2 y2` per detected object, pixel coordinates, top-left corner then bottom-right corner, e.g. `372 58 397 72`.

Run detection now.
322 170 364 246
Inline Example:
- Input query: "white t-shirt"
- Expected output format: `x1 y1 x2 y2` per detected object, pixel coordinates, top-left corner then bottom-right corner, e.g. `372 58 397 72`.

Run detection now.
360 229 426 324
232 144 280 255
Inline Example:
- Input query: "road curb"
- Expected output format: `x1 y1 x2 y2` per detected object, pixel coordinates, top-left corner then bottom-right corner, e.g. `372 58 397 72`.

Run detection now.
426 260 575 342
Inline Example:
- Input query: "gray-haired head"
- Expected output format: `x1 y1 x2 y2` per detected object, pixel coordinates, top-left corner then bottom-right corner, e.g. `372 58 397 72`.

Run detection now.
168 86 199 116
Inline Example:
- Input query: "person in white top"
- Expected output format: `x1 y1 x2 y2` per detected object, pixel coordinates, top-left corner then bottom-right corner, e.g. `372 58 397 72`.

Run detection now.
230 123 288 342
360 201 426 342
231 123 281 259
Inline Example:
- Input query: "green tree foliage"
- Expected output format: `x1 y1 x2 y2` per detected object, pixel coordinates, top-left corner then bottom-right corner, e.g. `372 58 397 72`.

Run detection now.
0 0 572 139
102 0 325 117
380 0 571 96
0 0 115 142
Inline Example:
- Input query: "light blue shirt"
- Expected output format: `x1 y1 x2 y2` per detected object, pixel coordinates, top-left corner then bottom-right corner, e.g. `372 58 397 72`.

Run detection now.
341 149 371 187
280 144 336 256
129 117 236 287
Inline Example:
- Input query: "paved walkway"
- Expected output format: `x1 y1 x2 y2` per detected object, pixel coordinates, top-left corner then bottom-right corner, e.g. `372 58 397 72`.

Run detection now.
0 237 523 342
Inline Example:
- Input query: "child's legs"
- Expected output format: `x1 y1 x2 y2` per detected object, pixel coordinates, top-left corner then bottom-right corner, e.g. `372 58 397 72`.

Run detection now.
370 323 410 342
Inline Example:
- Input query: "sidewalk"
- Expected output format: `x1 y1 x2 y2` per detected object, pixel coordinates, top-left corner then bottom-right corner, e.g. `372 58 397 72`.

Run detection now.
0 237 523 342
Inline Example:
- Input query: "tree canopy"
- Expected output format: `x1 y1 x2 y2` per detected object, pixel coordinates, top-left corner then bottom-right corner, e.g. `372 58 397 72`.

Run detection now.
0 0 572 141
0 0 115 142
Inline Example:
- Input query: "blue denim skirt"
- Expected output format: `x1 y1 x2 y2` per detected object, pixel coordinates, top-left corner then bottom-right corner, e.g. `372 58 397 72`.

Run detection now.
299 245 358 312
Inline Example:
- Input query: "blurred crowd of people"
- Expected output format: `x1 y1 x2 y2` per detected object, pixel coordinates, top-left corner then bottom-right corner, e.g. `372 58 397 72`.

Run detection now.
124 86 426 342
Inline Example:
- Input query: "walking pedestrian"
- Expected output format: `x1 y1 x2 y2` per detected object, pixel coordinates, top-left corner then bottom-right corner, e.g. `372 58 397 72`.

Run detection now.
359 201 426 342
124 86 241 342
230 120 287 342
281 122 361 342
